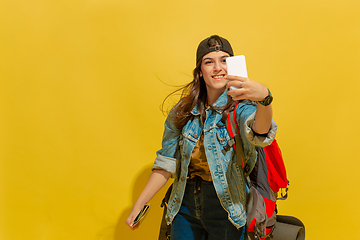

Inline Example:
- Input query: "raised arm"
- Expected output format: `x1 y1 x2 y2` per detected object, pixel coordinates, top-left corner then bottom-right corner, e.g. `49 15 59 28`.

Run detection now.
226 75 273 134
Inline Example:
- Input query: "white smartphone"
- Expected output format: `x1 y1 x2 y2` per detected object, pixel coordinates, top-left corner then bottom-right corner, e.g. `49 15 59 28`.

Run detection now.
226 55 248 90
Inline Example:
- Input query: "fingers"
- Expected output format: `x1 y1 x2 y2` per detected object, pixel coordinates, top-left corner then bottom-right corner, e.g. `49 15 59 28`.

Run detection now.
226 80 244 89
227 88 246 100
126 213 139 230
230 93 247 101
125 216 135 230
226 76 268 102
225 75 247 81
226 75 246 89
226 75 246 98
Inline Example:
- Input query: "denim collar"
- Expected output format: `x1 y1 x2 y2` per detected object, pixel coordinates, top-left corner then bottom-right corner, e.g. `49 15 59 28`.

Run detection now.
191 89 228 115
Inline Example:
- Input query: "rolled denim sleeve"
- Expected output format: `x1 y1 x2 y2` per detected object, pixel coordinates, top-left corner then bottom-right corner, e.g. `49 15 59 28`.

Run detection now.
244 112 277 147
152 112 181 178
236 102 277 147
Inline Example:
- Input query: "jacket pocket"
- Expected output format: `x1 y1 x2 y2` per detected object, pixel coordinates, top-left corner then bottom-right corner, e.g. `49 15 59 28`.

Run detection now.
215 126 231 146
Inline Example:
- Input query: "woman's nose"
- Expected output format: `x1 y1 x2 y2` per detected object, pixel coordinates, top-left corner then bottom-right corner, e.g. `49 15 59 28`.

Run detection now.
214 61 222 71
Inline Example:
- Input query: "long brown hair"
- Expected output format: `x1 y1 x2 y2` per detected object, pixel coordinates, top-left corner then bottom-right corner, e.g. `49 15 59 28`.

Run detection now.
162 36 237 130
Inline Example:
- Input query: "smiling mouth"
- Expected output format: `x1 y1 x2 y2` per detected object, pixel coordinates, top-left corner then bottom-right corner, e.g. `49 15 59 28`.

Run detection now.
212 75 225 80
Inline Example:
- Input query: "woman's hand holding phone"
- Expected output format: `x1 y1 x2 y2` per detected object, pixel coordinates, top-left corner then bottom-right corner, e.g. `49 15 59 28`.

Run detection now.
226 75 268 102
226 55 268 102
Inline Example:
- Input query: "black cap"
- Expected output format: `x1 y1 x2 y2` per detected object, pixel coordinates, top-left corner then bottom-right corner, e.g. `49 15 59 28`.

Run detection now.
196 35 234 64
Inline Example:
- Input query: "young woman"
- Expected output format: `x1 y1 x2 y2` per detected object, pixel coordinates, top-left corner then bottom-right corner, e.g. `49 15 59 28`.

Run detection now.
126 35 277 240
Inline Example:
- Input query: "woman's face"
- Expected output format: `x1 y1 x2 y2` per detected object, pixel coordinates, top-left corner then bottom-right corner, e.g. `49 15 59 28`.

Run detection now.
200 50 230 95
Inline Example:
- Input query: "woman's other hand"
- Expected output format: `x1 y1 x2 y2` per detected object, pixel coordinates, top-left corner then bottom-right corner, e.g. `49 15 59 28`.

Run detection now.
125 204 144 230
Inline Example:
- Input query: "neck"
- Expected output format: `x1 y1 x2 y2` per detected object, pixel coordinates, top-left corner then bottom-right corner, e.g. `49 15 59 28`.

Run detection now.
206 87 225 106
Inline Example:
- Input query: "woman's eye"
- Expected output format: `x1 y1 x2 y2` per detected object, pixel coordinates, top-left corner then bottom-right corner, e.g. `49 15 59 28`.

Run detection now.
205 61 212 64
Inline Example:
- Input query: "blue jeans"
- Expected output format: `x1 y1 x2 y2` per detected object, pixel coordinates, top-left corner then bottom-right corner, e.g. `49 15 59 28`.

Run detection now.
171 178 246 240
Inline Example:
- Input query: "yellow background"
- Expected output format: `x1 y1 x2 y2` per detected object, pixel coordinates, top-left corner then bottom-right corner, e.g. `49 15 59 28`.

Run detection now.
1 0 359 239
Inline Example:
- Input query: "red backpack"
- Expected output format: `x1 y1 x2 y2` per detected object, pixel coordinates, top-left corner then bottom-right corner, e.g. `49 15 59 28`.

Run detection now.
225 102 288 240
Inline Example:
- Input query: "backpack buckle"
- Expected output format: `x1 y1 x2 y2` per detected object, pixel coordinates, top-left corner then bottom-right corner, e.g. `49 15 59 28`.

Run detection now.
222 138 235 155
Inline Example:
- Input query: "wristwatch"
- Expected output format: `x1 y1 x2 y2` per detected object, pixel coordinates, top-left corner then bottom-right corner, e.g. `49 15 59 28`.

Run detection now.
258 89 273 106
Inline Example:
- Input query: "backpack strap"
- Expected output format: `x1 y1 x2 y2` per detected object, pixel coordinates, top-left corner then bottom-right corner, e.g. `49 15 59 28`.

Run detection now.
223 102 246 169
229 106 246 168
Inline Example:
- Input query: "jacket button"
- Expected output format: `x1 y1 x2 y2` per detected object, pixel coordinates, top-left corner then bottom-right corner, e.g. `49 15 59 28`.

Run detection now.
180 177 185 181
185 154 189 158
176 199 180 203
194 134 198 138
167 217 170 221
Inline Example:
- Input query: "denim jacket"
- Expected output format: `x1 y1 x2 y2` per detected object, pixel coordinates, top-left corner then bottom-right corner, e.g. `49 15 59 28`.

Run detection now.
152 90 277 229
